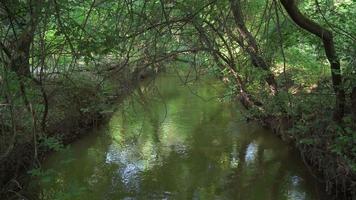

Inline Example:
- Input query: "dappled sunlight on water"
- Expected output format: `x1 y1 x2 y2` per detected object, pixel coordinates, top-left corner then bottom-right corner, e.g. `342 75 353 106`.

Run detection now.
34 74 320 199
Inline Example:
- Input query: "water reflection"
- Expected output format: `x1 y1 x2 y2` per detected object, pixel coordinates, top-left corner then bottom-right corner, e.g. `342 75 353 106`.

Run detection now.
36 74 320 200
245 142 258 163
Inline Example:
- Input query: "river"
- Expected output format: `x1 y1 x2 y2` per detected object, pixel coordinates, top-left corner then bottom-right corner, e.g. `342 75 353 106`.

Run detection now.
32 73 321 199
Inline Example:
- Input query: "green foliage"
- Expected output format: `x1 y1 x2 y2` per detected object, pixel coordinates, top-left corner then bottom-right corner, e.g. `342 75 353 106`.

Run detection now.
39 136 64 151
329 117 356 173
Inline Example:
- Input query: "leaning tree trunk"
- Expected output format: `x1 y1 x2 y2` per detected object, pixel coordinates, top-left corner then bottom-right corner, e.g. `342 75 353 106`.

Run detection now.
229 0 278 96
193 22 259 109
280 0 345 122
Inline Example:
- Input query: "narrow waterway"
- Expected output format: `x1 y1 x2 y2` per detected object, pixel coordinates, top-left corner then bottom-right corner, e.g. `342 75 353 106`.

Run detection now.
34 73 321 199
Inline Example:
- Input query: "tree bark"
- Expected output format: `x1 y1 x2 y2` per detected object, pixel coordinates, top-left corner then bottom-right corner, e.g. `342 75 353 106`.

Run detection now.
9 29 34 77
280 0 345 121
229 0 278 96
2 0 41 78
351 87 356 120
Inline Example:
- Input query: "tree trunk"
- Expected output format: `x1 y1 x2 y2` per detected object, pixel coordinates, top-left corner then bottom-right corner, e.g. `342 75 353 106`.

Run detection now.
9 29 34 77
229 0 278 96
279 0 345 121
351 87 356 120
193 21 260 109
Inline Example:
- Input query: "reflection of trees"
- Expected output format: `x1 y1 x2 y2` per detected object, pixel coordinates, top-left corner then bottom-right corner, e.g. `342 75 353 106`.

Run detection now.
39 75 317 199
269 162 287 200
115 75 230 198
109 75 313 199
224 139 249 199
222 125 303 200
39 132 117 199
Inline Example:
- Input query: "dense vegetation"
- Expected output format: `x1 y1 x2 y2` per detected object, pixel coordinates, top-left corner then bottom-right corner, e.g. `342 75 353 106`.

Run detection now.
0 0 355 199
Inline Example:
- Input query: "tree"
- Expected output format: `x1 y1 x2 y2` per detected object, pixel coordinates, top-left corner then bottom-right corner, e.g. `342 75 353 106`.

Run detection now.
279 0 345 121
229 0 279 96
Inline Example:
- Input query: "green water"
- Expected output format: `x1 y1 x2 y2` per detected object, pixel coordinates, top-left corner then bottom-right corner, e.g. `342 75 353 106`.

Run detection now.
35 74 321 200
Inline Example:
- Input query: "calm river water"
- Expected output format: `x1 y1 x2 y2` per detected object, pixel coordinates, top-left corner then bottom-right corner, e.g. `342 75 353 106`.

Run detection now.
34 74 321 200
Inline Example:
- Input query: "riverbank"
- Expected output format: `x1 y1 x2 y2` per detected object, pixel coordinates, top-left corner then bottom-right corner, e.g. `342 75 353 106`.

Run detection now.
0 65 157 199
233 64 356 200
255 113 356 200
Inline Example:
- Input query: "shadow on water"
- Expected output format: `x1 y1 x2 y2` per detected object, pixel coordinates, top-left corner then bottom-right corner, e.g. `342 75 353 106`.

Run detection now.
31 73 322 200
